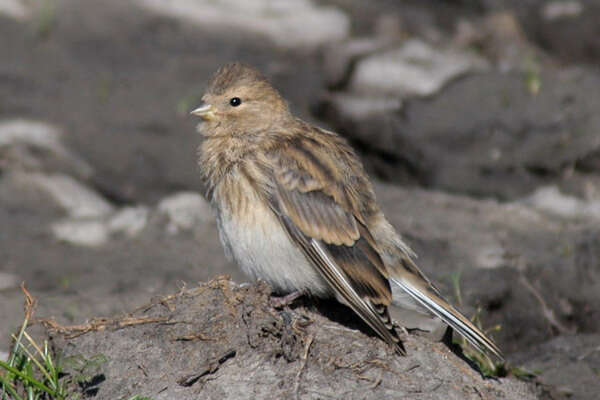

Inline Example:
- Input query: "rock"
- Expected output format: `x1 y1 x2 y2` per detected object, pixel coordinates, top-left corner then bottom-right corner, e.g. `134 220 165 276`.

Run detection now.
321 69 600 201
42 189 210 246
49 278 537 400
321 14 405 88
320 37 488 121
107 206 149 237
157 192 213 234
21 173 114 218
50 205 151 247
324 92 402 120
521 185 600 221
349 39 488 97
527 1 600 64
134 0 350 49
323 36 395 88
0 119 93 179
0 0 27 19
473 243 506 270
542 1 583 20
51 218 109 247
0 349 8 362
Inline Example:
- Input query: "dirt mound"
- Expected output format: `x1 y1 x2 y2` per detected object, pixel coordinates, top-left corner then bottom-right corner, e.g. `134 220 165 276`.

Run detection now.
47 277 536 400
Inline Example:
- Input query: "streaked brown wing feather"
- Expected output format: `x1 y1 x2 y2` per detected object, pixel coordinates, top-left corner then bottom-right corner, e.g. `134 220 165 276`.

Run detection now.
268 136 391 301
261 134 404 352
277 187 359 246
275 185 391 302
273 207 404 354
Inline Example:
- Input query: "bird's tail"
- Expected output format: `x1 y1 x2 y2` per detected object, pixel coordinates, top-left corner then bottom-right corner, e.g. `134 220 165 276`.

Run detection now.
391 274 504 360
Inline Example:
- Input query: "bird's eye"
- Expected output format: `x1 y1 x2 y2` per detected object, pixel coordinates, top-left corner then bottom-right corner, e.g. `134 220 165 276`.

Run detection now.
229 97 242 107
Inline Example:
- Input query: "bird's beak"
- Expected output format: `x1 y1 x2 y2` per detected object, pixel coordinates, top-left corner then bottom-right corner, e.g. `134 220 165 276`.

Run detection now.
190 103 216 121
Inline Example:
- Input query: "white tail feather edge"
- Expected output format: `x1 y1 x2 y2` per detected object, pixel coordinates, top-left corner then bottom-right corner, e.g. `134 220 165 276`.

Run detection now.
391 278 504 360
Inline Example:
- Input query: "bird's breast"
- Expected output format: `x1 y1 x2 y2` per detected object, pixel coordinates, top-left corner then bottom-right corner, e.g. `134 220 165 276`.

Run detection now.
213 170 330 296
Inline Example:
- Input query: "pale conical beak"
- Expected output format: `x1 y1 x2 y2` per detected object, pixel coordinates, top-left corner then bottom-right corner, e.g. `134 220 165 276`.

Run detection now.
190 103 216 121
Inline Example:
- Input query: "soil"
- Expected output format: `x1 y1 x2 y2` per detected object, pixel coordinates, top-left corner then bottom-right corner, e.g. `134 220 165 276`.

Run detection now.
46 277 539 399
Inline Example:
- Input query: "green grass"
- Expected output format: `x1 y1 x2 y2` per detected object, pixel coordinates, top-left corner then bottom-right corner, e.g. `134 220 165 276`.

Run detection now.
0 315 67 400
33 0 57 39
449 271 506 377
449 272 541 380
1 287 153 400
0 320 153 400
523 55 541 95
450 305 506 377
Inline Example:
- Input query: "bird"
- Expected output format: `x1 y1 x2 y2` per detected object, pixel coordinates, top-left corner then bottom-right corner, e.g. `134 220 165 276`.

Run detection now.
191 62 503 359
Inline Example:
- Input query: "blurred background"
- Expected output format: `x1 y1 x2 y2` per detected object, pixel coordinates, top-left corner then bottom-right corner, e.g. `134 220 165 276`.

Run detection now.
1 1 599 397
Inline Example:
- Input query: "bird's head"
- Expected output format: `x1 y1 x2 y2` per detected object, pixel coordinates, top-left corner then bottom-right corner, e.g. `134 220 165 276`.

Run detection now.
192 63 291 136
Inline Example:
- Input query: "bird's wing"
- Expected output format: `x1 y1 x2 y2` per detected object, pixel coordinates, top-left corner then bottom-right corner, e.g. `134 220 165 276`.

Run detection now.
262 135 405 354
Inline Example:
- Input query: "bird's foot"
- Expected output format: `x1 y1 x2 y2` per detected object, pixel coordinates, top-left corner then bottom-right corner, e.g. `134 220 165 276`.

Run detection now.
270 290 304 309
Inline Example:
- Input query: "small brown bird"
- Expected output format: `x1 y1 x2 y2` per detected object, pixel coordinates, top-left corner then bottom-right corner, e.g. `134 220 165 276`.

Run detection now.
192 62 502 359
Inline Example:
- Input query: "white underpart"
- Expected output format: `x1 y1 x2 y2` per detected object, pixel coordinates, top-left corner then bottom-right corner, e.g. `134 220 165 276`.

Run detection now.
216 200 329 296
